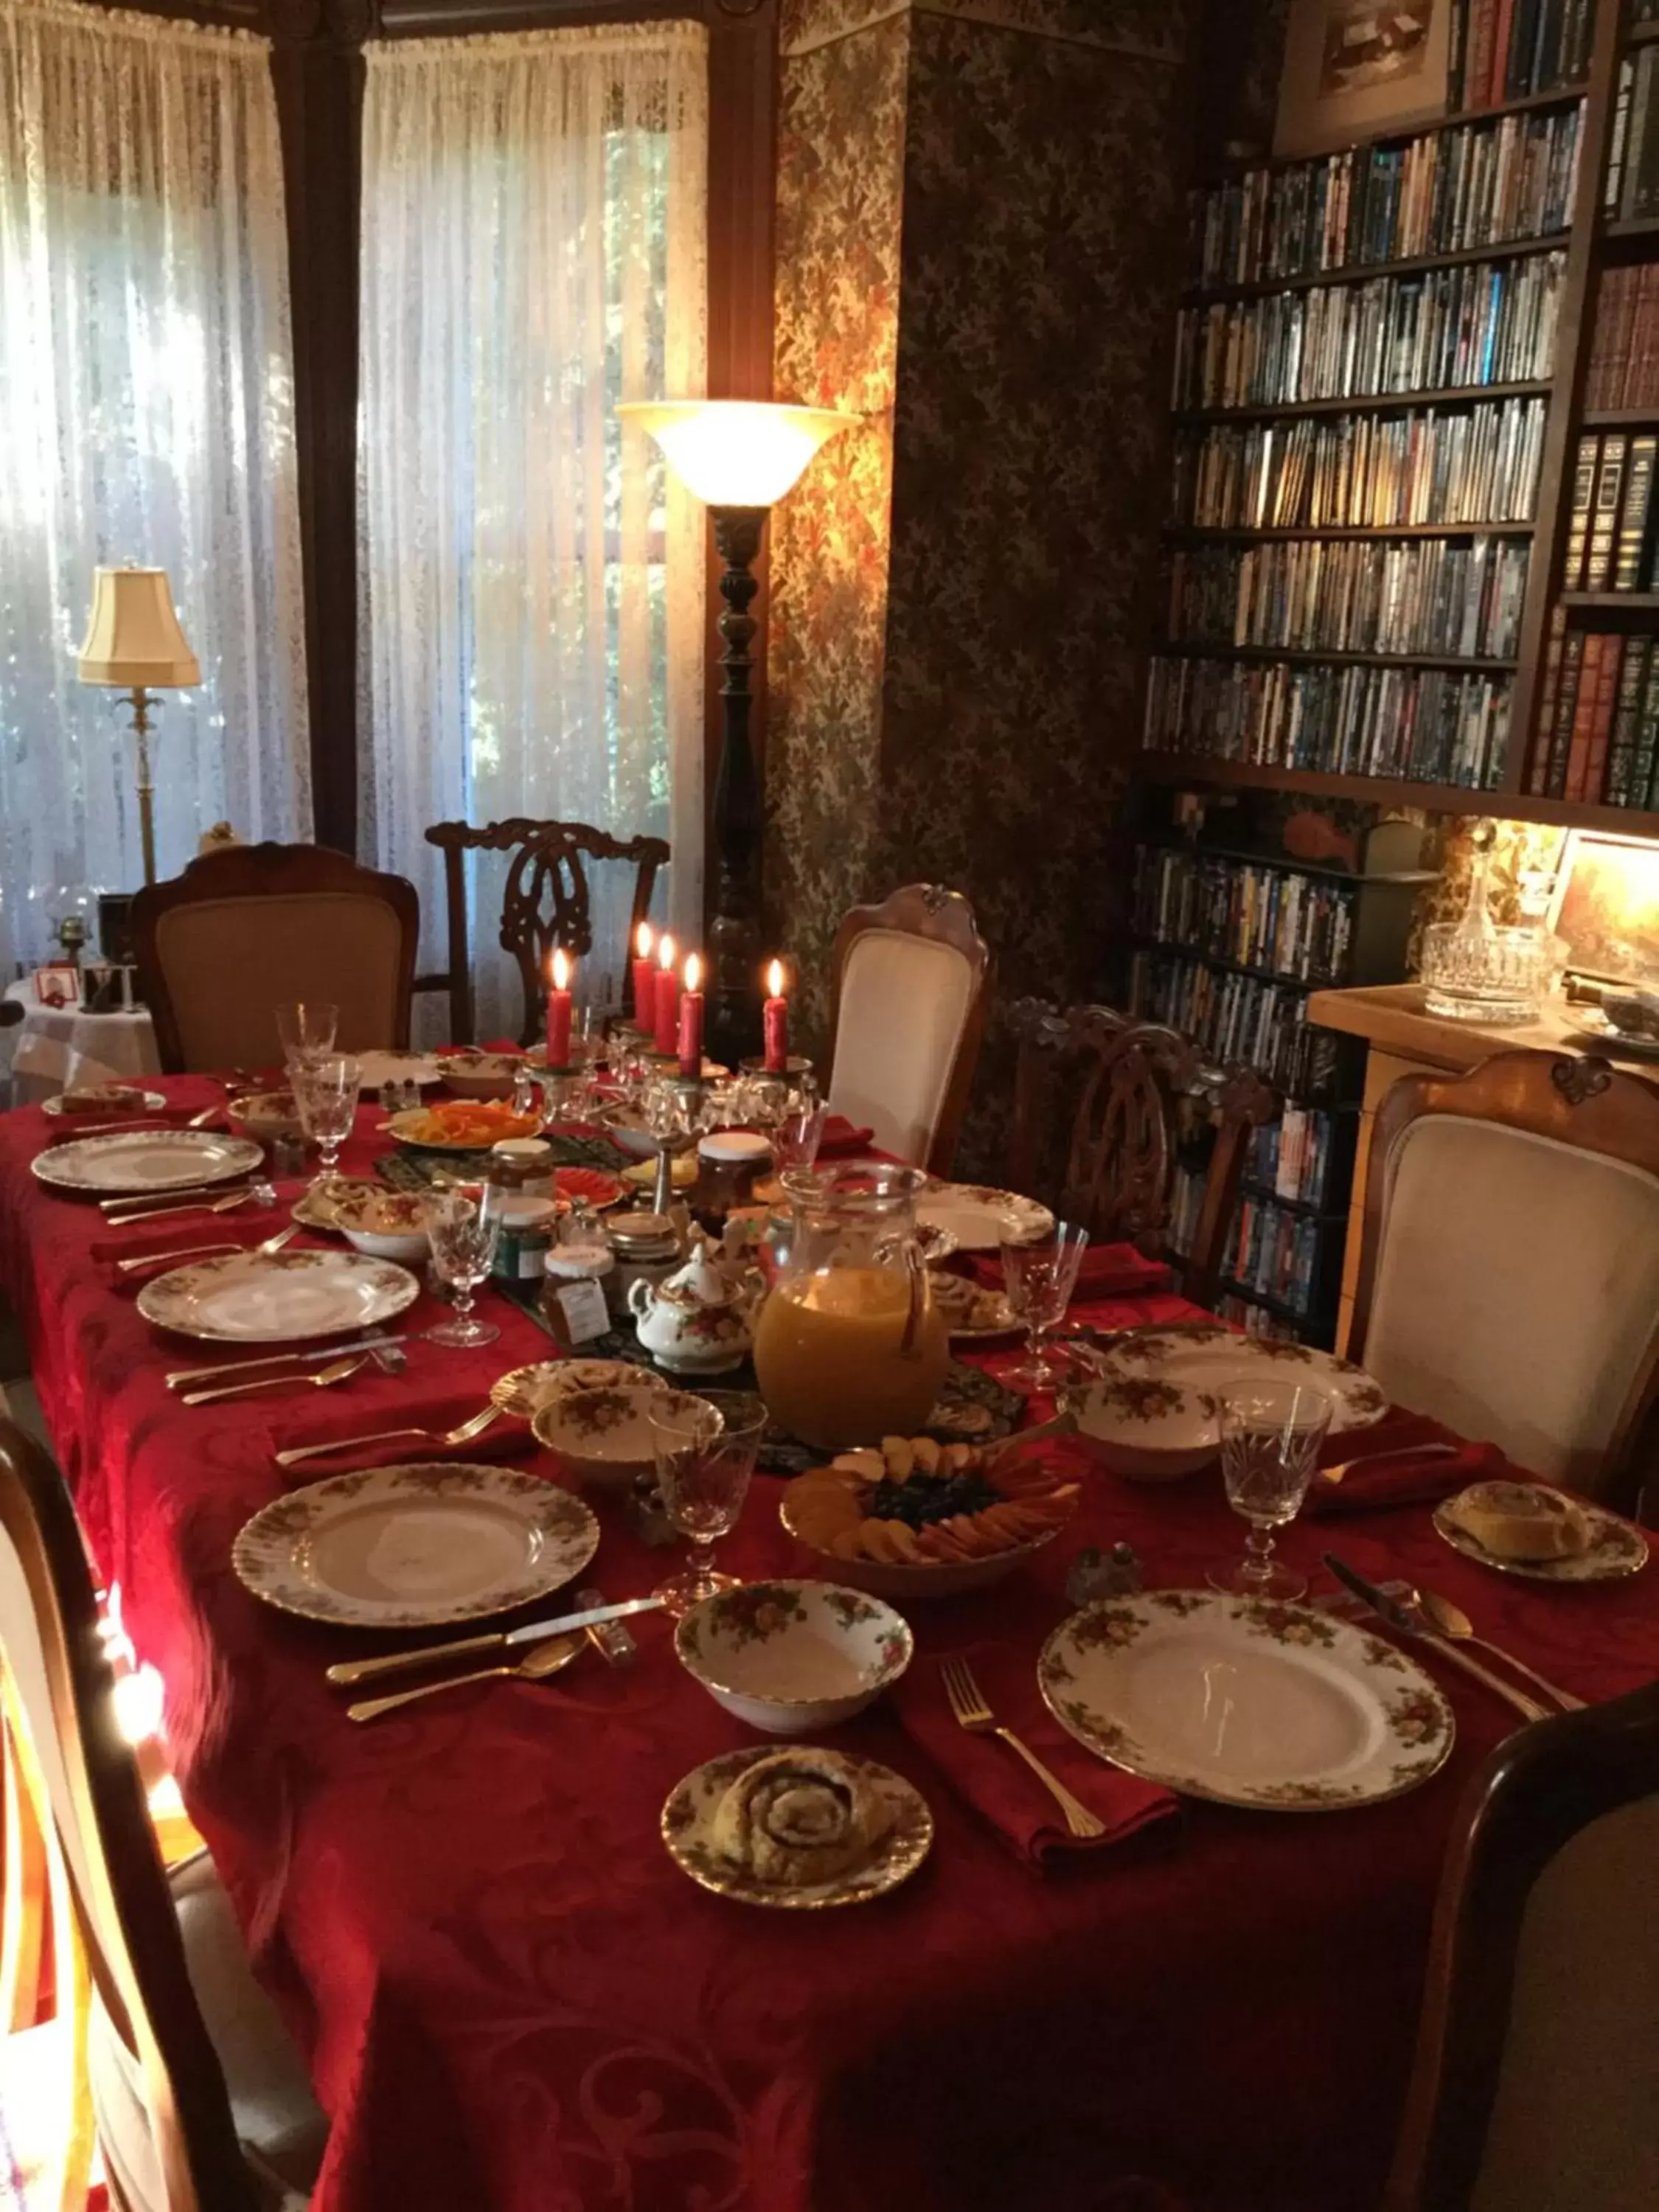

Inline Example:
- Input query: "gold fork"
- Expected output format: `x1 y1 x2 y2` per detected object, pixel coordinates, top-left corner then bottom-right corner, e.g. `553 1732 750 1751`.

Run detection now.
179 1353 369 1408
272 1404 504 1470
940 1656 1105 1840
117 1225 297 1276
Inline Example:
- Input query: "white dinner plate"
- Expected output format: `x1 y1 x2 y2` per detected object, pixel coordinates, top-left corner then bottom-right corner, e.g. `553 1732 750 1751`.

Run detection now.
232 1462 600 1627
136 1248 420 1343
1039 1590 1454 1812
31 1128 265 1196
1066 1325 1387 1478
917 1183 1054 1251
41 1090 168 1119
1567 1010 1659 1060
356 1051 443 1091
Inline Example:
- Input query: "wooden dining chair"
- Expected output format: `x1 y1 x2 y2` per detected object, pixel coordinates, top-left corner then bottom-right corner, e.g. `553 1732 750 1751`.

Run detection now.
0 1418 327 2212
1349 1050 1659 1503
1385 1680 1659 2212
827 885 994 1175
419 816 670 1047
132 841 420 1074
1008 998 1279 1309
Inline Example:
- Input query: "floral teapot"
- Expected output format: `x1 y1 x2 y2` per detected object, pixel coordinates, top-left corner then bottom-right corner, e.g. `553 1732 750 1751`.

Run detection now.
627 1234 764 1375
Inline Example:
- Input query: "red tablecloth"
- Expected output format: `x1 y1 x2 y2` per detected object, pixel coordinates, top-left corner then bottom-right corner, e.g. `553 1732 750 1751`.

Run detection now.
2 1083 1657 2212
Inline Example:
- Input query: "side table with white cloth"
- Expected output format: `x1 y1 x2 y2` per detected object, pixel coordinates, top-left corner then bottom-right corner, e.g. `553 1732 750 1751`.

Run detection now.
0 979 160 1107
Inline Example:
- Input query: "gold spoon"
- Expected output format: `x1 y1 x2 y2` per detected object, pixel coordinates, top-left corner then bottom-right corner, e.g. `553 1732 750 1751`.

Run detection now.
346 1635 582 1724
178 1352 368 1408
1409 1586 1586 1712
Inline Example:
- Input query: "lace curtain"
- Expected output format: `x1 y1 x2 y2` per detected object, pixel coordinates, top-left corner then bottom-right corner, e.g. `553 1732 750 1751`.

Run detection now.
358 24 708 1043
0 0 310 971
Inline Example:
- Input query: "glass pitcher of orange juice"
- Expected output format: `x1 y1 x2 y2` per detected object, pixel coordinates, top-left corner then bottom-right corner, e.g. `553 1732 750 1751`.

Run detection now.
752 1161 950 1450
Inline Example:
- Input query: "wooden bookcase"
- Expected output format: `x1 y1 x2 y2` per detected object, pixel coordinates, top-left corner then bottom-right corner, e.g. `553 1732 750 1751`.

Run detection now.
1145 0 1659 838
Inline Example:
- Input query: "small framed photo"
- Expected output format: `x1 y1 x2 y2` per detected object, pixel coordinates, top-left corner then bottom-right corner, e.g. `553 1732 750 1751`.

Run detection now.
1547 831 1659 987
1275 1 1451 161
33 964 80 1009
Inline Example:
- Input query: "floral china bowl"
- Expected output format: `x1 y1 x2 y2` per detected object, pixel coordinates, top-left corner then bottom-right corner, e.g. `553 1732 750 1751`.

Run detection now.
674 1579 914 1736
439 1049 524 1102
227 1088 304 1142
323 1184 433 1262
531 1380 714 1491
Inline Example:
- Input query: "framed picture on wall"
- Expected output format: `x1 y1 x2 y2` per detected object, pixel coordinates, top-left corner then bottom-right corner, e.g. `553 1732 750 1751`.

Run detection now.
1275 1 1451 160
1547 830 1659 987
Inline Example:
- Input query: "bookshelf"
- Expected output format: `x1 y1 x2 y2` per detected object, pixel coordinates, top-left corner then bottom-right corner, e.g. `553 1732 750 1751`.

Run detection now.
1147 0 1659 835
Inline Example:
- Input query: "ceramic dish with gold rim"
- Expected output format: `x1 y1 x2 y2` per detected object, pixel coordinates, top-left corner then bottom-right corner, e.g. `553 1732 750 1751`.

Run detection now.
916 1183 1054 1251
532 1380 715 1491
1432 1495 1649 1582
661 1746 932 1910
1039 1590 1454 1812
232 1461 599 1627
42 1087 167 1119
674 1580 914 1735
490 1356 659 1421
136 1248 420 1343
925 1271 1020 1340
32 1127 265 1195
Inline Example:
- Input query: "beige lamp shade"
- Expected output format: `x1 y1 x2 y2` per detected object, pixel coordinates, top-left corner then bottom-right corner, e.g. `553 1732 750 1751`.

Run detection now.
77 567 200 687
616 400 855 509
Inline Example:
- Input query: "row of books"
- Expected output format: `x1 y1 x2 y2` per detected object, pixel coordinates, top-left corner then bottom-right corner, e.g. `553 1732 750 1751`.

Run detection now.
1143 658 1510 787
1127 952 1343 1101
1605 44 1659 222
1166 538 1530 662
1562 432 1659 594
1214 1293 1305 1344
1190 108 1582 291
1248 1105 1341 1211
1171 398 1545 528
1130 846 1357 984
1584 265 1659 412
1173 254 1565 411
1527 619 1659 807
1225 1198 1326 1324
1449 0 1596 114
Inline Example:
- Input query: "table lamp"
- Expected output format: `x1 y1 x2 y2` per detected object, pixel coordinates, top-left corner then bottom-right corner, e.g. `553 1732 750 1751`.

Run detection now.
616 400 854 1061
76 566 201 886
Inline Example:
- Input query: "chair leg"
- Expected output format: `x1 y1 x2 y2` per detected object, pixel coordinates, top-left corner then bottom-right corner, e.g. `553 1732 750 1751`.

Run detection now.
1 1688 46 2034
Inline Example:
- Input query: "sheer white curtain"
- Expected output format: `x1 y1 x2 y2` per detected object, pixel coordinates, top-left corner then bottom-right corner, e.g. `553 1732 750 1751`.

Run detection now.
358 24 708 1043
0 0 310 971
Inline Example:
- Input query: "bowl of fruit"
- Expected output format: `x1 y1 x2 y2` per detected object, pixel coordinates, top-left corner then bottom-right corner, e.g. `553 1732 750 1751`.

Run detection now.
779 1433 1079 1599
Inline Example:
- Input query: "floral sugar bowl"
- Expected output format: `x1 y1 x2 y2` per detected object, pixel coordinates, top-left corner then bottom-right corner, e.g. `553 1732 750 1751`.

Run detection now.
627 1236 762 1375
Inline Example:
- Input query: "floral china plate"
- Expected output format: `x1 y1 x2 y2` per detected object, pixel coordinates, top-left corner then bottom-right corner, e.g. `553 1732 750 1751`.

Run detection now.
1065 1327 1387 1478
917 1183 1054 1251
661 1746 933 1909
1432 1495 1649 1582
42 1088 167 1119
31 1127 265 1195
1567 1008 1659 1060
489 1357 658 1420
1039 1590 1454 1812
926 1272 1020 1340
136 1248 420 1343
232 1461 599 1627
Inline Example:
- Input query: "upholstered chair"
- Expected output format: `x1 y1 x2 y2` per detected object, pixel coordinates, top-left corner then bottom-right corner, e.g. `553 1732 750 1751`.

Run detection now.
1351 1050 1659 1500
826 885 993 1175
132 843 420 1073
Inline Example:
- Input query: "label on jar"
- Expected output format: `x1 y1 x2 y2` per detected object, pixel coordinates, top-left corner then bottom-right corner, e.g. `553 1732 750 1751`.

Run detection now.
553 1278 611 1345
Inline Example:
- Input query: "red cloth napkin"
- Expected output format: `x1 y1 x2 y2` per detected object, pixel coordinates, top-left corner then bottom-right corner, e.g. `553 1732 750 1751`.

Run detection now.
91 1215 291 1291
817 1116 876 1157
891 1643 1179 1870
1304 1414 1506 1518
265 1393 538 1474
967 1241 1172 1297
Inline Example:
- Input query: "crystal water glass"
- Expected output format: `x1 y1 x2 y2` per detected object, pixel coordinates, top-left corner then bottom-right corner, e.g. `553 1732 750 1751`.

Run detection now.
1209 1380 1334 1602
425 1186 507 1349
1000 1219 1089 1390
769 1085 827 1179
293 1053 360 1191
275 1001 339 1076
648 1391 766 1616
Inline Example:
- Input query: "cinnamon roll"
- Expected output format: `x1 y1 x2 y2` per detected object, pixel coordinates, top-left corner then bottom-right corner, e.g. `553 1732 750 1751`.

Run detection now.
711 1749 891 1887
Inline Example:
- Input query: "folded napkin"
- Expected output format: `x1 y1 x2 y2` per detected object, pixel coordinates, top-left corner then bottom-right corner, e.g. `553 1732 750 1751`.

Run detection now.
265 1392 538 1474
892 1644 1179 1870
1304 1419 1504 1519
967 1241 1172 1298
92 1216 291 1292
816 1116 877 1157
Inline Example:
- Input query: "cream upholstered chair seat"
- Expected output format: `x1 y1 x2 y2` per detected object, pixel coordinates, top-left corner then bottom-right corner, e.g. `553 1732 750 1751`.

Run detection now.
827 886 992 1174
1366 1117 1659 1486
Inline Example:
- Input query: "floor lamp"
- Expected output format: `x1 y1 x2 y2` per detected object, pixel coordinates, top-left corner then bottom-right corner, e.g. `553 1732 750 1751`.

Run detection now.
77 566 200 886
617 400 853 1064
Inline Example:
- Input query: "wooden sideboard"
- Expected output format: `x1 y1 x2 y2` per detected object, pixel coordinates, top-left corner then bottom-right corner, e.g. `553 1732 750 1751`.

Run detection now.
1305 984 1659 1354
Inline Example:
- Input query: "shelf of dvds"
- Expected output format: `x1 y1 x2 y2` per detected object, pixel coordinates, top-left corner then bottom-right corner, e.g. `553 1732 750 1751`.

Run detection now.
1155 642 1519 673
1173 380 1554 426
1180 232 1573 309
1138 751 1659 832
1165 521 1537 541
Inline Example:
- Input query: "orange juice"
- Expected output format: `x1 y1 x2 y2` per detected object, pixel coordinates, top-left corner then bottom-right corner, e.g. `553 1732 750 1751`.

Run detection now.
753 1265 950 1449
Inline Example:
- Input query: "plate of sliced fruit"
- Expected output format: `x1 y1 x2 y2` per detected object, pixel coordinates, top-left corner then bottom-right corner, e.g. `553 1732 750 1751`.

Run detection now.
779 1433 1079 1599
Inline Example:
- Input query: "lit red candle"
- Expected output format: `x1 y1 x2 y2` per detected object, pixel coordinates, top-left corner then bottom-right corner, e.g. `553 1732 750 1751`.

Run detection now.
762 959 789 1073
677 953 705 1079
544 947 574 1069
653 932 679 1055
631 921 656 1032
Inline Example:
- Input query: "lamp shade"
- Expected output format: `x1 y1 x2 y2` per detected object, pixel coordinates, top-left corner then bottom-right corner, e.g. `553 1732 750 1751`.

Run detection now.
616 400 855 509
77 567 200 687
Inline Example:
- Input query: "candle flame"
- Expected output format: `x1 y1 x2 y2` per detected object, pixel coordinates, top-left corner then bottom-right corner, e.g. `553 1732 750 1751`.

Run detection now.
767 959 785 998
684 953 702 994
658 931 677 971
551 947 571 991
635 920 653 959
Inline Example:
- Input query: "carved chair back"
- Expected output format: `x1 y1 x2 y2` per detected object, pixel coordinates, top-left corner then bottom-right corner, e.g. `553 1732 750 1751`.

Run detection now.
420 818 669 1047
1350 1049 1659 1501
1385 1681 1659 2212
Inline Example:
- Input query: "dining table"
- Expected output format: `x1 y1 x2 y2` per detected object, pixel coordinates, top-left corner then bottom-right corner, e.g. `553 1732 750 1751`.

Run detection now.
0 1075 1656 2212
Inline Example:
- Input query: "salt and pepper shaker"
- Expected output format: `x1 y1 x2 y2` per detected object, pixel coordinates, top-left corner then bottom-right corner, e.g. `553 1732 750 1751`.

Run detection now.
1065 1541 1143 1608
572 1586 638 1667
